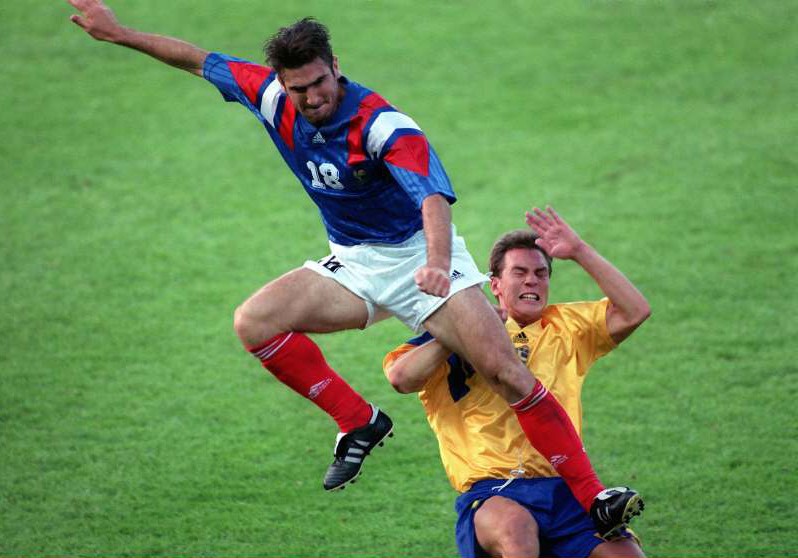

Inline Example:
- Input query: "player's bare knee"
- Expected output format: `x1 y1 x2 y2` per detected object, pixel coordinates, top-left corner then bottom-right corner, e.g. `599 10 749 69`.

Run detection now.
498 518 536 556
233 300 279 346
476 500 537 557
232 303 255 342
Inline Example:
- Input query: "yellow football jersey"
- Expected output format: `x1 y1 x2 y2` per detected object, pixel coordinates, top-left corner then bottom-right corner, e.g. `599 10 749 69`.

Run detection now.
383 299 616 493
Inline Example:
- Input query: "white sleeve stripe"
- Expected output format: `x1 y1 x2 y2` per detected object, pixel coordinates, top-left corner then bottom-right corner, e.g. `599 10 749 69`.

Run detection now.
366 111 422 158
259 78 284 127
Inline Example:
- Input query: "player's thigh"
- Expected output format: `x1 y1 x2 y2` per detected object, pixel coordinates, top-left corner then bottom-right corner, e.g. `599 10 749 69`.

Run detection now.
422 286 510 365
474 495 539 557
239 267 369 334
590 539 645 558
423 286 534 396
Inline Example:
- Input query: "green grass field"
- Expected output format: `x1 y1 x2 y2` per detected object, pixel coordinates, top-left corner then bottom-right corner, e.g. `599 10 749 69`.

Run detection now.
2 0 796 556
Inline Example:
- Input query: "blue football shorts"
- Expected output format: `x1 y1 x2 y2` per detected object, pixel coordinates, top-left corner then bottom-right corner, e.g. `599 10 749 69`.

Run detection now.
455 477 632 558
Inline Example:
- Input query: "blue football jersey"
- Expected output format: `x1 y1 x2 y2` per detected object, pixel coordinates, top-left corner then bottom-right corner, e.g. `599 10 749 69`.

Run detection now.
203 53 456 246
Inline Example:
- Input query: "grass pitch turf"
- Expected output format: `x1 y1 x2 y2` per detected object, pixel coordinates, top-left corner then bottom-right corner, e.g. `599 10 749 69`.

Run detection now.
1 1 796 556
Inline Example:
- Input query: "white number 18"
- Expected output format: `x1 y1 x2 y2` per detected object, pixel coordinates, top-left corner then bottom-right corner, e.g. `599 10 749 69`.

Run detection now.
306 161 344 190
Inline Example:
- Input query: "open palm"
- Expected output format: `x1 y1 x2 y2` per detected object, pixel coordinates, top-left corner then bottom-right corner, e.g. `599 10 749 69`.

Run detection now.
524 206 583 260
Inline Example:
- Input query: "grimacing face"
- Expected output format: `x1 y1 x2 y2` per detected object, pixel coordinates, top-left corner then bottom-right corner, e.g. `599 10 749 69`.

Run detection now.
490 248 551 327
279 56 343 126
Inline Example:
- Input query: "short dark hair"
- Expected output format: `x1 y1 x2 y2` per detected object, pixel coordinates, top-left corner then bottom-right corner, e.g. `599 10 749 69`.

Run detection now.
489 230 553 277
264 17 334 73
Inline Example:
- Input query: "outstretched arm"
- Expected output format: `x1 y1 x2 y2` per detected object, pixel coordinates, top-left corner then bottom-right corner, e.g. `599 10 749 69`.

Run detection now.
525 206 651 344
67 0 208 76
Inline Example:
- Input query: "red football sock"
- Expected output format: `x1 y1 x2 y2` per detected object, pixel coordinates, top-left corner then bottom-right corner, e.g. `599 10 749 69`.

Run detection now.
511 381 604 511
249 332 372 433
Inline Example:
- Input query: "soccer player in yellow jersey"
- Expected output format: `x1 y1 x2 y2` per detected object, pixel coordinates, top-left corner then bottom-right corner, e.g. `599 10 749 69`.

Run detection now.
384 207 651 558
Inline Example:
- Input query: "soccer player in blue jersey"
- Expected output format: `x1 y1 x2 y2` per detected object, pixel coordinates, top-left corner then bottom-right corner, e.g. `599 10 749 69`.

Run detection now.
67 0 642 533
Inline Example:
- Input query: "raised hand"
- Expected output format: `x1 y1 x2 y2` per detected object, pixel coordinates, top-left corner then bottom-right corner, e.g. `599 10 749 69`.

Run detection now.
524 206 585 260
67 0 124 42
65 0 208 74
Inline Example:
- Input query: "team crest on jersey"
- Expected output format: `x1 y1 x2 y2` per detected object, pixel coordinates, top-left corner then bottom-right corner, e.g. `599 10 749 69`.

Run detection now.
516 344 530 362
353 168 368 184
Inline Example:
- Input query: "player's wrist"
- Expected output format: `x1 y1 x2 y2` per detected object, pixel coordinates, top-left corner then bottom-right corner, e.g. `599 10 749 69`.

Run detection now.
425 260 449 273
106 24 135 45
571 240 594 262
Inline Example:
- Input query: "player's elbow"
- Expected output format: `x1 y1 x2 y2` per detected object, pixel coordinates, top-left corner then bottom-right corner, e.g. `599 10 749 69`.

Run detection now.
385 364 423 394
608 298 652 344
634 300 652 326
621 297 652 330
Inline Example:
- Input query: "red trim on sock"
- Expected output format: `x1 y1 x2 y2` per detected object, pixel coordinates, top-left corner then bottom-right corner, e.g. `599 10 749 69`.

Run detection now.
248 333 293 360
510 381 548 412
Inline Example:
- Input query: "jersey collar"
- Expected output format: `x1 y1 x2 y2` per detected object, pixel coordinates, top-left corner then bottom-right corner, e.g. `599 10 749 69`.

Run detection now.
505 313 548 336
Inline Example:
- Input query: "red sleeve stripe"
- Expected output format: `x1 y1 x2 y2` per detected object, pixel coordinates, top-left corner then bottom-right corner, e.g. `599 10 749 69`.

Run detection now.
227 61 273 105
384 133 430 177
277 98 297 150
347 92 391 166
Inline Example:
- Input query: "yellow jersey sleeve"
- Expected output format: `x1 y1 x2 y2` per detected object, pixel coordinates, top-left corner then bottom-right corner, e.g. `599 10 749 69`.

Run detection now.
550 298 617 373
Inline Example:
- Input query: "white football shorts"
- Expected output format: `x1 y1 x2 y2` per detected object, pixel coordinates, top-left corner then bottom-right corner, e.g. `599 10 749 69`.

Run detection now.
303 226 487 332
